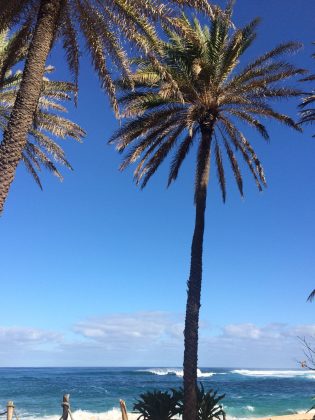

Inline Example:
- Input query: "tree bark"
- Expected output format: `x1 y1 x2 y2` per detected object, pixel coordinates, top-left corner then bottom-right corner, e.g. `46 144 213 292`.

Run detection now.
183 122 213 420
0 0 61 214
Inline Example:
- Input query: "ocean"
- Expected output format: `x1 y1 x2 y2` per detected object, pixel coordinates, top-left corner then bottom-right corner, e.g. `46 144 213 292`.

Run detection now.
0 367 314 419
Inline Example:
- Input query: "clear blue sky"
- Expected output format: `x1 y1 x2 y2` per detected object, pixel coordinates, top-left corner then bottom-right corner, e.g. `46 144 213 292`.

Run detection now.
0 0 314 367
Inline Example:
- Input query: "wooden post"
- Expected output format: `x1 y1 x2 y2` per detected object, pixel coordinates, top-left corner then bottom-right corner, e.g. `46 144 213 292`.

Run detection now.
120 400 128 420
61 394 70 420
6 401 14 420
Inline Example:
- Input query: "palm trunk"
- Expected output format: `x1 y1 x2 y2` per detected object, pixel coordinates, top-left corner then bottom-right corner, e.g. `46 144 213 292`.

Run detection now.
183 122 213 420
0 0 61 214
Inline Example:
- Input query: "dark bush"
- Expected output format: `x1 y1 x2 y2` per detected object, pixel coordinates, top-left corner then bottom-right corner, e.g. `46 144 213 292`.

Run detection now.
133 384 226 420
134 389 183 420
196 384 226 420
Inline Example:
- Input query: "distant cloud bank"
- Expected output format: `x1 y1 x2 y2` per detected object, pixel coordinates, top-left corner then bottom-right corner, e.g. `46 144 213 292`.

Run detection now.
1 313 314 367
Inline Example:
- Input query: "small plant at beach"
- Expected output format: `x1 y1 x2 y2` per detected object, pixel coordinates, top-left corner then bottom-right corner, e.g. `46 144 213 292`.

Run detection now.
133 385 226 420
195 384 226 420
134 389 183 420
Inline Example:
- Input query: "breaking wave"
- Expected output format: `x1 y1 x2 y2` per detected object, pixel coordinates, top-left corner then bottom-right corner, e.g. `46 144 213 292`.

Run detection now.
232 369 315 379
139 368 215 378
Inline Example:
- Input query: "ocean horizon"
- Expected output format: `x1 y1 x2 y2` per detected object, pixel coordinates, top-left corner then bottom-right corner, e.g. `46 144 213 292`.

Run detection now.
0 367 314 419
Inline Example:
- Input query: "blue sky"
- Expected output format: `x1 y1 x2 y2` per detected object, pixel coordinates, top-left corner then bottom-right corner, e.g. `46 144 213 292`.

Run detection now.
0 0 315 367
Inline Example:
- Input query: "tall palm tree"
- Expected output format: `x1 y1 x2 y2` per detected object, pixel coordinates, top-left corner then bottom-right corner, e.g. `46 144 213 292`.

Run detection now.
0 0 217 214
299 45 315 302
0 29 85 188
110 7 304 419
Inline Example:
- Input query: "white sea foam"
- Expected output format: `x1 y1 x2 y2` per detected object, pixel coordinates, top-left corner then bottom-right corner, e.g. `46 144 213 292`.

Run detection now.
140 368 215 378
231 369 315 378
19 409 139 420
226 418 251 420
244 405 255 412
19 411 261 420
20 410 314 420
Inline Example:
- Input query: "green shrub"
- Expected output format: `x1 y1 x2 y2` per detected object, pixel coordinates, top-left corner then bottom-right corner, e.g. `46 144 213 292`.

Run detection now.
196 384 226 420
134 389 183 420
133 384 226 420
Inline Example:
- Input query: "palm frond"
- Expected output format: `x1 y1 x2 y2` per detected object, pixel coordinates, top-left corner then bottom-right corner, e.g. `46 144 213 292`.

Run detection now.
299 45 315 134
0 30 84 187
223 138 243 196
21 151 43 189
307 289 315 302
214 140 226 202
168 127 197 186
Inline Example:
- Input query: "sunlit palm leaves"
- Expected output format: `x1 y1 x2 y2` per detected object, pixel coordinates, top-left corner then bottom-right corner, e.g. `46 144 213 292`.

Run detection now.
299 44 315 136
0 0 217 114
0 30 85 188
110 10 304 201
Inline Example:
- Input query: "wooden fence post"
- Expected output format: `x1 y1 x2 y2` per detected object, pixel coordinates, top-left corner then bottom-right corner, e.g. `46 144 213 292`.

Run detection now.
120 400 128 420
6 401 14 420
61 394 70 420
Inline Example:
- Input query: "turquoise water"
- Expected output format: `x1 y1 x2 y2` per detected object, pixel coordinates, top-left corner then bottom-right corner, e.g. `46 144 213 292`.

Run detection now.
0 367 314 419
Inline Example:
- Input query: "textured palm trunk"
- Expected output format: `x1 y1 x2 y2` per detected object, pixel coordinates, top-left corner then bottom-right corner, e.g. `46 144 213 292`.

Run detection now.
183 122 213 420
0 0 61 214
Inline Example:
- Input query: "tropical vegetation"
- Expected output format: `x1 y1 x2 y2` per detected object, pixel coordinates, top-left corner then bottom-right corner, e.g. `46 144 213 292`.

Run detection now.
0 29 84 188
299 44 315 137
133 385 226 420
0 1 313 419
299 46 315 302
195 385 226 420
0 0 216 213
134 389 183 420
110 5 304 418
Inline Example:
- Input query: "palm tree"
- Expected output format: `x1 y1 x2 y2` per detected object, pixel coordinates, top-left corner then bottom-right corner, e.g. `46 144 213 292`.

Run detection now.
0 29 85 188
110 6 304 419
0 0 218 213
299 44 315 137
299 46 315 302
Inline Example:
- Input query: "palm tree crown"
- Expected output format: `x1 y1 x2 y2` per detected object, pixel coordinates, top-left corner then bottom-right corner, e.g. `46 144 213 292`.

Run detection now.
0 0 154 112
111 10 304 199
0 29 85 188
0 0 219 214
1 0 217 112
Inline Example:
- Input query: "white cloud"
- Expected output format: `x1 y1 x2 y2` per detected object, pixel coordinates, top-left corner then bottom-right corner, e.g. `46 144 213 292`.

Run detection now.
223 323 263 339
0 326 61 345
197 322 315 367
0 315 315 367
0 326 62 366
73 311 184 348
222 323 315 341
289 324 315 337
